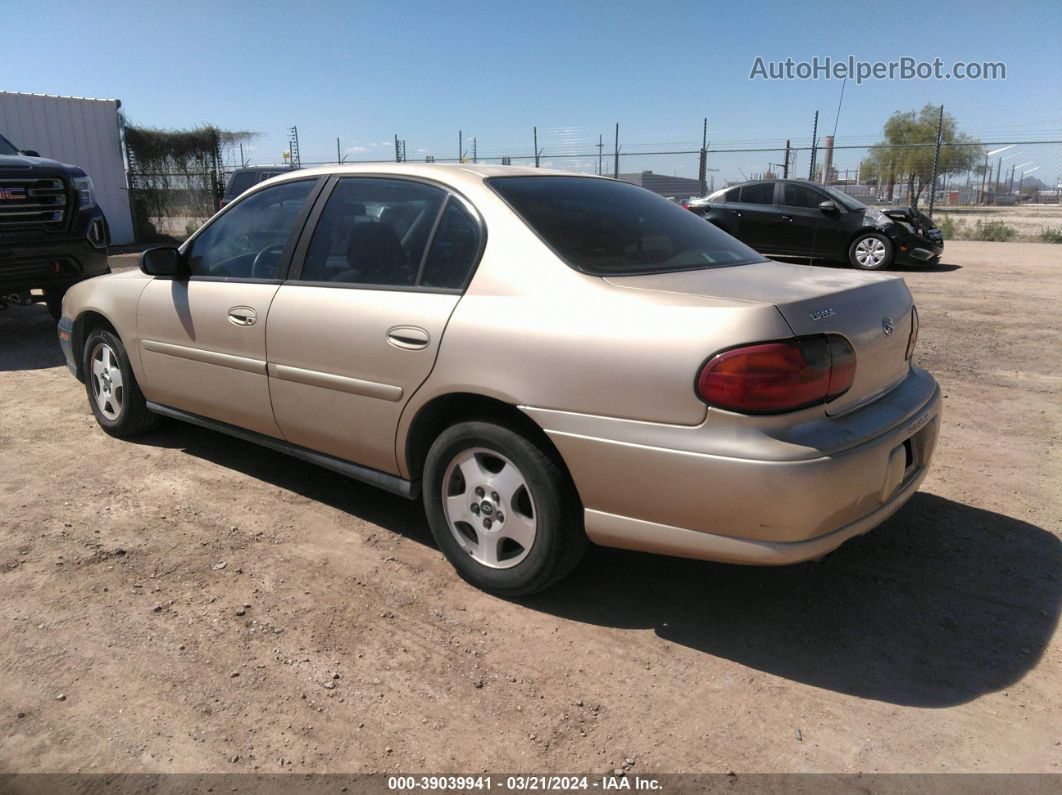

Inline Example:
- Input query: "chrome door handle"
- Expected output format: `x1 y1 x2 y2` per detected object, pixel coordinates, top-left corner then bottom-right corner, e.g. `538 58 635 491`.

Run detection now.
228 306 257 327
729 210 742 217
386 325 430 350
780 215 793 222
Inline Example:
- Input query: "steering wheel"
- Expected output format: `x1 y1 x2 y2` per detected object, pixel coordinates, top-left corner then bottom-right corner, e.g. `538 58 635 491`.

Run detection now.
251 244 285 278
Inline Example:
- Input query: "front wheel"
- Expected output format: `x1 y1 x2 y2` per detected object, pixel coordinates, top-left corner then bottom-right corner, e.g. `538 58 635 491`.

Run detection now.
422 421 587 596
848 232 894 270
82 328 159 438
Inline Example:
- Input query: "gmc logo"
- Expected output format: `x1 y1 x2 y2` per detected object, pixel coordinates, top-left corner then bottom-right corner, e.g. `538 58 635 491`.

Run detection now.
0 187 26 200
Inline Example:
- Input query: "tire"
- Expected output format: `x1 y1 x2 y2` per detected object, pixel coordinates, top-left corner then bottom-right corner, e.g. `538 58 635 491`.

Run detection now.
44 287 65 321
848 232 894 270
422 421 587 596
82 328 159 438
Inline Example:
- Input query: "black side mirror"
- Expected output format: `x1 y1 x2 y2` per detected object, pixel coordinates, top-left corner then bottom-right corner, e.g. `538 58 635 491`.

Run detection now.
139 246 184 278
20 149 40 158
818 200 838 213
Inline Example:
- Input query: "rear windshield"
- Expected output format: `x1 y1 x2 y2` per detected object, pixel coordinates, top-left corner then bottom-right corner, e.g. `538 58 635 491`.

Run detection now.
488 176 764 276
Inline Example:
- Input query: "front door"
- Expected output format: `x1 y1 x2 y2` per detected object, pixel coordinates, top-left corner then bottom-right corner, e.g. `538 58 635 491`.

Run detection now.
136 178 319 437
266 177 484 474
774 181 825 255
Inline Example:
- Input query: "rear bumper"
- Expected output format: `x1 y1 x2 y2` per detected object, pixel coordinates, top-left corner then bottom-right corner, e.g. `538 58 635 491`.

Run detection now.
526 367 941 563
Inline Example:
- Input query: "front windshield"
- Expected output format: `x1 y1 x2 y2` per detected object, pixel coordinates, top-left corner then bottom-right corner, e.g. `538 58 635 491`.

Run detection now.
488 176 764 276
822 185 867 211
0 134 20 156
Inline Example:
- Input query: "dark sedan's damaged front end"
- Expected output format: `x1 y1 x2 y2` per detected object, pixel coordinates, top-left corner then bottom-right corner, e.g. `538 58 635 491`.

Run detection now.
877 207 945 265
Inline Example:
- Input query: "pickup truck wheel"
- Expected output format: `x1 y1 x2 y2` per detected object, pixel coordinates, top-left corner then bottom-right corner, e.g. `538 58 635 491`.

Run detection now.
44 287 65 321
423 421 587 596
82 329 158 438
849 232 894 270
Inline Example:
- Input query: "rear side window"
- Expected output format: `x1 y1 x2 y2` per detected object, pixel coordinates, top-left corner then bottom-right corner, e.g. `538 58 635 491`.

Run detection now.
738 183 775 204
420 199 481 289
488 176 762 276
300 178 447 286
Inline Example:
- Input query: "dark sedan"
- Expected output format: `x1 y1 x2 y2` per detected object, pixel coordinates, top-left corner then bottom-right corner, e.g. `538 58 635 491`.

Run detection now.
688 179 943 270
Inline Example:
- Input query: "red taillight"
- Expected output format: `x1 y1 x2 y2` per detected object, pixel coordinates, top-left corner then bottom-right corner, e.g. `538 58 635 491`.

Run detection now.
906 305 919 360
696 335 856 414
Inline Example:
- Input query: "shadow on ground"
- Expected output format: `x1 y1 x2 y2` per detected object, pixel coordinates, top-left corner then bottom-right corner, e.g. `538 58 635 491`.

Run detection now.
0 304 66 371
137 420 1059 709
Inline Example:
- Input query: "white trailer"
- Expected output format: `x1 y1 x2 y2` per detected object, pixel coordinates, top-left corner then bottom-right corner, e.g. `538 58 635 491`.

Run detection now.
0 91 134 244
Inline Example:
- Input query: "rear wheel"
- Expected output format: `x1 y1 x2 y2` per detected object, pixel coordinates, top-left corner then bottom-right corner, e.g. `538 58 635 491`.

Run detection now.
82 328 158 438
848 232 894 270
422 421 587 596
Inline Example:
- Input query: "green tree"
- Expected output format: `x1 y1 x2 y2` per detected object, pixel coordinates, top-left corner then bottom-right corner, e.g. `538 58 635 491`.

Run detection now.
860 105 982 207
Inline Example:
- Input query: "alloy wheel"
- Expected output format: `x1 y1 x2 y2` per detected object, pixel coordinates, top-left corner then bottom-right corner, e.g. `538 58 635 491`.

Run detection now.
90 342 124 421
854 236 887 267
441 447 537 569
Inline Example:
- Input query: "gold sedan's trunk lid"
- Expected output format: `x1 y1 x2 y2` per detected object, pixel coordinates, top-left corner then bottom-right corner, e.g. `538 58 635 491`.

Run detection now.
605 260 914 416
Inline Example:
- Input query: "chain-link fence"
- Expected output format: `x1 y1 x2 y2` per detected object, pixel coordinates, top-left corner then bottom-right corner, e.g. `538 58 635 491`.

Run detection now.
155 123 1062 244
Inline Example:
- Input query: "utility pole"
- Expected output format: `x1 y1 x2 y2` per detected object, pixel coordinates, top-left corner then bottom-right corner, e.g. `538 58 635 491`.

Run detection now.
597 134 603 175
459 130 463 163
783 139 790 179
979 155 989 204
239 143 245 168
613 123 619 180
288 126 301 168
808 111 818 180
472 137 477 164
927 105 944 217
336 138 342 164
698 117 708 196
533 127 539 168
395 134 401 163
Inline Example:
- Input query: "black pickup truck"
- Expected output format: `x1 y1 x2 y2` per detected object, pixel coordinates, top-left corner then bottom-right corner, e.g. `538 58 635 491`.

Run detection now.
0 132 110 319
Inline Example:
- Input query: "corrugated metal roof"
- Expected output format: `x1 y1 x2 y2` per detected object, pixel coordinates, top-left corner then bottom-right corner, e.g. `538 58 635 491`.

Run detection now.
0 91 120 106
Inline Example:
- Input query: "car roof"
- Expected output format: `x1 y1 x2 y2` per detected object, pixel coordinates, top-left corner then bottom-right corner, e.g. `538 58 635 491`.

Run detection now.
259 162 601 192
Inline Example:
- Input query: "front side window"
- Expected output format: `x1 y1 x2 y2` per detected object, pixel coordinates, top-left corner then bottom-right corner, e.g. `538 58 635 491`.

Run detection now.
488 176 763 276
738 182 775 205
0 134 19 156
300 178 447 286
783 182 826 209
186 179 315 279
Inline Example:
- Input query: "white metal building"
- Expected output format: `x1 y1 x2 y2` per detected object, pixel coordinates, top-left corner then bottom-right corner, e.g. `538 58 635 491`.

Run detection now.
0 91 134 244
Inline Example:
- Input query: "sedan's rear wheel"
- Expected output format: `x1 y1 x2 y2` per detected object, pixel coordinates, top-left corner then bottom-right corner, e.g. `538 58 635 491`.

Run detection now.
423 421 587 595
849 232 894 270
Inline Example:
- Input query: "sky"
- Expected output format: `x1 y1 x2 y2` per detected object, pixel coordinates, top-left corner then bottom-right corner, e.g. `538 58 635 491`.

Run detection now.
2 0 1060 183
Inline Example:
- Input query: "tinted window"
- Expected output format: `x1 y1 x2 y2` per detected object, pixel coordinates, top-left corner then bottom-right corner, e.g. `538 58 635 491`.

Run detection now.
420 199 481 289
186 179 315 279
739 183 775 204
300 178 447 286
0 134 19 156
225 171 258 199
783 183 826 209
724 187 740 202
822 185 867 211
488 176 763 276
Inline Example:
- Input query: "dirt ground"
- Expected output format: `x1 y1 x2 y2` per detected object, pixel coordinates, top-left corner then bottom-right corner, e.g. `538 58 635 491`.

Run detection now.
1 241 1059 775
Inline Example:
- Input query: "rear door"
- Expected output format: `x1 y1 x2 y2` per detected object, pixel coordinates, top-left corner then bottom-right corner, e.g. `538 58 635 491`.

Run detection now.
265 176 484 474
732 182 783 253
137 178 320 436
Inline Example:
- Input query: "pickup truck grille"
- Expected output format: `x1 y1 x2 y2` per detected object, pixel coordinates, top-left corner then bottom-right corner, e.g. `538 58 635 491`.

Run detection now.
0 177 67 227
